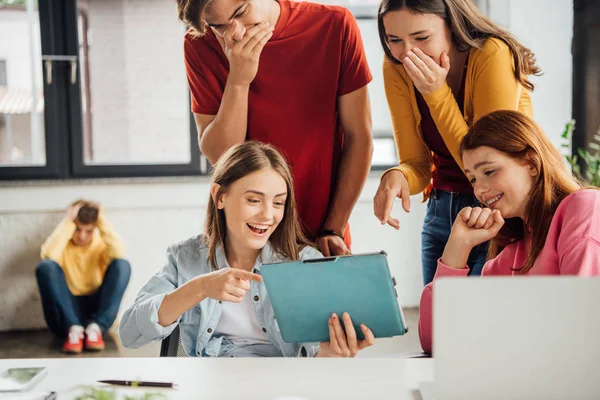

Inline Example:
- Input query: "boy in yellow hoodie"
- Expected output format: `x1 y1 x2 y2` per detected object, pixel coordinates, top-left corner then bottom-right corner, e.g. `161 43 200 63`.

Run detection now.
36 200 131 354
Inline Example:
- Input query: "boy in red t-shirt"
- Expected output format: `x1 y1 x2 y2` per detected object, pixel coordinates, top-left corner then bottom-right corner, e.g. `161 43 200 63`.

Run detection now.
176 0 373 256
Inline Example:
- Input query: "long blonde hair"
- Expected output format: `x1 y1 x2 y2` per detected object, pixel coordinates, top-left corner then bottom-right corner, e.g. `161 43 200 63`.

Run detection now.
377 0 541 90
204 141 311 270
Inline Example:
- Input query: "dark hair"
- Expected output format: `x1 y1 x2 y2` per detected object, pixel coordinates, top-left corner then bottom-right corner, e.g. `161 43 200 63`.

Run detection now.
204 141 312 270
377 0 541 90
175 0 214 37
72 200 99 225
460 110 583 274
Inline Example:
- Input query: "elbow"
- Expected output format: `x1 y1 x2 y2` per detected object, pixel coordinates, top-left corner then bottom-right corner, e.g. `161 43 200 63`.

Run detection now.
346 128 373 158
117 313 144 349
418 316 433 354
198 135 218 166
418 285 434 354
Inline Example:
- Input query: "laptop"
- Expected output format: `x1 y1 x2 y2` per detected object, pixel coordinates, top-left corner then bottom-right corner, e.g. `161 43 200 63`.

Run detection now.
423 277 600 400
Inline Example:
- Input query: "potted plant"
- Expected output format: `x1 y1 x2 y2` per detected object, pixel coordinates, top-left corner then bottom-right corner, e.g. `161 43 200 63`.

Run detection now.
560 120 600 187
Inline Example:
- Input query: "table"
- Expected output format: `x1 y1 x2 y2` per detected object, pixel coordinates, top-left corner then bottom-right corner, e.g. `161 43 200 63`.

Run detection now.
0 357 433 400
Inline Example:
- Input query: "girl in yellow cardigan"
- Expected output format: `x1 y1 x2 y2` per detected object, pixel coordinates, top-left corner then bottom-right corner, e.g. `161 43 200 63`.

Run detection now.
36 200 130 354
372 0 540 285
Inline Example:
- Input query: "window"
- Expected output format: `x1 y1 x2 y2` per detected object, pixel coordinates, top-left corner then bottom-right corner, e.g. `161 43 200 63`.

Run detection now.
313 0 399 170
0 2 47 170
0 0 201 180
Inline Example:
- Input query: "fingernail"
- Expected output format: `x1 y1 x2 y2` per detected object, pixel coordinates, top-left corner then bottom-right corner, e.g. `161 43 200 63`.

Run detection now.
360 324 366 330
407 51 414 56
343 312 349 318
332 313 337 319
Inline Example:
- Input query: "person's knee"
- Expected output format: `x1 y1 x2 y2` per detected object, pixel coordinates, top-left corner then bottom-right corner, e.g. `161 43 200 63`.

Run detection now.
108 259 131 281
35 259 61 282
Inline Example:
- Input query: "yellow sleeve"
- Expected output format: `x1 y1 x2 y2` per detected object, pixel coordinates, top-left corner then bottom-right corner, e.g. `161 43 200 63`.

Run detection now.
383 60 432 195
40 219 76 262
422 39 525 170
96 214 125 260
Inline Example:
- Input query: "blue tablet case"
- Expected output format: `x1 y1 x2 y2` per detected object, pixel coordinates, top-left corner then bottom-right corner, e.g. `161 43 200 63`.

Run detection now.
261 251 408 343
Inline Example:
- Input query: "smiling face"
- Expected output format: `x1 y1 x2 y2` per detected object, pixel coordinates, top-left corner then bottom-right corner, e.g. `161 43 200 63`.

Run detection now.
382 8 453 64
214 167 288 253
204 0 273 38
463 146 538 219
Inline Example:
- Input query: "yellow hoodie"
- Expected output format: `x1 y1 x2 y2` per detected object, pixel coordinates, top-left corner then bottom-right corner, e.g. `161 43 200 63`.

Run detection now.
40 215 125 296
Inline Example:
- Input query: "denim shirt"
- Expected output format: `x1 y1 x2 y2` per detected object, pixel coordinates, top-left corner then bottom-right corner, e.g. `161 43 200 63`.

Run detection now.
119 235 322 357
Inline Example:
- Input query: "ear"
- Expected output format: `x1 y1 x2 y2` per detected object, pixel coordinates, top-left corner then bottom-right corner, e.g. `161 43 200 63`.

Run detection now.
525 151 539 177
210 184 225 210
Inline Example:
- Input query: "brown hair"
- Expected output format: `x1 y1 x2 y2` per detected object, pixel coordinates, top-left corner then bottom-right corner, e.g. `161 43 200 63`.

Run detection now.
460 110 582 274
377 0 541 91
72 199 99 225
175 0 214 37
204 141 312 270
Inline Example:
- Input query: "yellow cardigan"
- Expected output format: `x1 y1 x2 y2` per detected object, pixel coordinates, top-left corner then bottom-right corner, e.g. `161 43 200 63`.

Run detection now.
40 215 125 296
383 38 533 196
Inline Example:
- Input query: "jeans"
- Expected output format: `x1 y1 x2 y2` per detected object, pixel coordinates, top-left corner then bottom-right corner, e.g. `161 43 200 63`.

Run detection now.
35 258 131 338
421 188 488 286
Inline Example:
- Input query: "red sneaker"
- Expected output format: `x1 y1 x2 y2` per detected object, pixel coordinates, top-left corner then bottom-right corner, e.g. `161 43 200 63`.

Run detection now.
84 323 105 351
62 326 84 354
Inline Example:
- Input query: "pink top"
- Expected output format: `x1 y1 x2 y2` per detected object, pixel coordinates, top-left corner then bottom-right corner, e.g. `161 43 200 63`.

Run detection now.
418 189 600 353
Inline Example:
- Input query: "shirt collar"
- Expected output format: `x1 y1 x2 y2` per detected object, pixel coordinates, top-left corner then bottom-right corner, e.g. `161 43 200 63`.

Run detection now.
214 240 279 272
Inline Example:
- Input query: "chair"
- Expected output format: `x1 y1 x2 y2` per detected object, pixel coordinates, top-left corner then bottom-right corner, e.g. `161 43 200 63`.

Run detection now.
159 325 188 357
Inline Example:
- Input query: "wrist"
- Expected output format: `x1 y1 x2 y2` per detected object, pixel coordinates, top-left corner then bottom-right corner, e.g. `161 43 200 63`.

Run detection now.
441 235 472 269
319 229 344 240
226 75 251 90
190 275 209 302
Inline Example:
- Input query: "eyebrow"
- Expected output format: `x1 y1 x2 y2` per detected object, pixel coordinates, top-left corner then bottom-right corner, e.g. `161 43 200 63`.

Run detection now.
464 161 494 174
206 1 248 28
386 30 431 39
245 190 287 197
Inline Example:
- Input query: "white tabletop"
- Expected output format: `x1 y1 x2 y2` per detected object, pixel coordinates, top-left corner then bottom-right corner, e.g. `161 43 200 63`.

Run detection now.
0 357 433 400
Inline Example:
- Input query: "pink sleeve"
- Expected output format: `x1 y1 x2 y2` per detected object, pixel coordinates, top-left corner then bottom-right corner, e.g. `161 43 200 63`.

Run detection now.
418 261 469 354
557 190 600 276
559 238 600 276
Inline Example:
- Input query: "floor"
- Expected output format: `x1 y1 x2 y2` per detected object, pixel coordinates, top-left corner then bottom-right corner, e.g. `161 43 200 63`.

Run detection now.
0 308 422 359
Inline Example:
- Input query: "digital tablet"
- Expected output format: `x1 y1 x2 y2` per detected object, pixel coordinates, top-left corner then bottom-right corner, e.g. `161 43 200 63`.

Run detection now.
261 251 408 343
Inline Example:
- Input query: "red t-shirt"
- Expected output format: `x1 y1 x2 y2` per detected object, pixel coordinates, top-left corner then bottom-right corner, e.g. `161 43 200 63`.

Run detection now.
184 0 372 242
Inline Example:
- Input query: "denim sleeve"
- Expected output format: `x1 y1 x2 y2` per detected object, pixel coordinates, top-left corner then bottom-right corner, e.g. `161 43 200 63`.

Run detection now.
299 246 323 260
118 246 181 348
297 343 321 358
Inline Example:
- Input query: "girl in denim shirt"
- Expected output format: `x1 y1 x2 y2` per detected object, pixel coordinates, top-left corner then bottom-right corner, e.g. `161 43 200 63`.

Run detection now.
119 141 375 357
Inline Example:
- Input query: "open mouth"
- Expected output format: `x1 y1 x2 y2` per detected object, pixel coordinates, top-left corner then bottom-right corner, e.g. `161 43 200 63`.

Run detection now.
247 223 270 236
486 193 503 208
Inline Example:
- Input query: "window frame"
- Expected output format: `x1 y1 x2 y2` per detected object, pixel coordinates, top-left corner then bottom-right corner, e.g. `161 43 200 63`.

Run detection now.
0 0 202 181
350 5 398 171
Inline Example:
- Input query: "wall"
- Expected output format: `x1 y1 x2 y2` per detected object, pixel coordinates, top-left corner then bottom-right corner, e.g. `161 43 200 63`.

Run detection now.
485 0 574 144
0 176 426 331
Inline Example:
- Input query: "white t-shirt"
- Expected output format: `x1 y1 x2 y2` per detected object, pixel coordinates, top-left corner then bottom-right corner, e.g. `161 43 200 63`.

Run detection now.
213 290 271 345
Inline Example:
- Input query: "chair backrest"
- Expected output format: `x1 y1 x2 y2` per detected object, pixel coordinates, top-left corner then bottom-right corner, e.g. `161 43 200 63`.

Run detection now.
159 325 188 357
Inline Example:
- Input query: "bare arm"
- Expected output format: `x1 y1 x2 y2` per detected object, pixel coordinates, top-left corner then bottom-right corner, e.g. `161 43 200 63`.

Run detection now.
194 21 274 165
194 81 249 165
157 278 208 327
317 86 372 255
